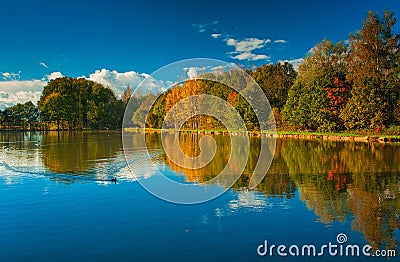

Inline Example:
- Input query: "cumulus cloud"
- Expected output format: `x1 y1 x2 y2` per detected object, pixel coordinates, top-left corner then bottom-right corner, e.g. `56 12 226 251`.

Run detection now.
187 67 198 79
226 37 270 52
0 80 46 109
277 58 305 71
47 71 64 81
0 80 45 93
39 62 48 68
210 30 291 62
3 91 42 105
192 21 218 33
224 37 271 61
183 67 206 79
86 69 166 96
138 75 168 94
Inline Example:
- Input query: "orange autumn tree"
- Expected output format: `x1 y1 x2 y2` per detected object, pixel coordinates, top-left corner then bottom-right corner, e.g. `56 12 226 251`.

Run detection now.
324 76 351 130
164 80 207 130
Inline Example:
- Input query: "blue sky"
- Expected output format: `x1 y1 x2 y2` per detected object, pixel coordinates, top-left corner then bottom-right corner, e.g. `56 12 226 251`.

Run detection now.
0 0 399 107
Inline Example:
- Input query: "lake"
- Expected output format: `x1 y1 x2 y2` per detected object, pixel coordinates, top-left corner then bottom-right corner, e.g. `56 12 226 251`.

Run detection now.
0 131 399 261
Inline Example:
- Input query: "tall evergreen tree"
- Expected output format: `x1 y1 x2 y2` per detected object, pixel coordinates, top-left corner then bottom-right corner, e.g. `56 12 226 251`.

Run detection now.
122 85 133 104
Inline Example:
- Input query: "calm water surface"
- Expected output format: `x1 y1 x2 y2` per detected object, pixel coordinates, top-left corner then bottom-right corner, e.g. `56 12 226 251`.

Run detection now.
0 131 399 261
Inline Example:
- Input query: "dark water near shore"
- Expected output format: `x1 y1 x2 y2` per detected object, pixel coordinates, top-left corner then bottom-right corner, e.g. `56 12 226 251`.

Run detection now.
0 131 399 261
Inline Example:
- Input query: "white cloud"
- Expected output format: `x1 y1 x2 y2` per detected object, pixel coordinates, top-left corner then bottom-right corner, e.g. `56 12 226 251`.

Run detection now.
47 71 64 81
224 37 272 61
0 80 46 109
187 67 198 79
139 75 167 94
211 33 221 39
277 58 305 71
0 91 9 98
86 69 166 96
192 21 218 33
211 65 225 72
0 80 45 93
2 73 11 79
7 91 42 105
231 52 270 61
2 71 21 80
39 62 48 68
225 37 270 52
274 39 287 44
231 52 253 60
183 67 206 80
250 54 270 61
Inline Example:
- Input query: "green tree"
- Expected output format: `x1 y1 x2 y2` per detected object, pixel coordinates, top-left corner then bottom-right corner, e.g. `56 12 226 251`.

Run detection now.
341 77 393 130
38 77 124 130
0 102 39 130
146 93 166 129
22 101 40 130
283 40 349 131
41 92 68 130
123 95 143 128
1 107 12 128
249 62 297 110
132 94 156 128
87 100 99 128
342 10 400 130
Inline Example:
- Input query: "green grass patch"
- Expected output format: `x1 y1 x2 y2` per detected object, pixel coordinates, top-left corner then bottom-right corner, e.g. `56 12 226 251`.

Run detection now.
125 127 400 140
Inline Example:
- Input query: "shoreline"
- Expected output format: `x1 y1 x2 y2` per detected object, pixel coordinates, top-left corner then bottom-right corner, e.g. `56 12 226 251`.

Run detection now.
124 128 400 144
2 128 399 144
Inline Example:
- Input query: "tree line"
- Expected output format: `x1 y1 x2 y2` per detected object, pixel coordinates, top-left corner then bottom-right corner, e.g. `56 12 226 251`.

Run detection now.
131 62 296 131
0 101 40 130
0 77 132 130
284 10 399 132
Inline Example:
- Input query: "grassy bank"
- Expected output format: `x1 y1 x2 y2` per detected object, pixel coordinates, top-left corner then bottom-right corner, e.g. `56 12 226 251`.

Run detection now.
124 127 400 143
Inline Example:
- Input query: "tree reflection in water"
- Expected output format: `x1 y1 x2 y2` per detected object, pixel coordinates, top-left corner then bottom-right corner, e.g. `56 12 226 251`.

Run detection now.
151 133 400 250
7 131 397 250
